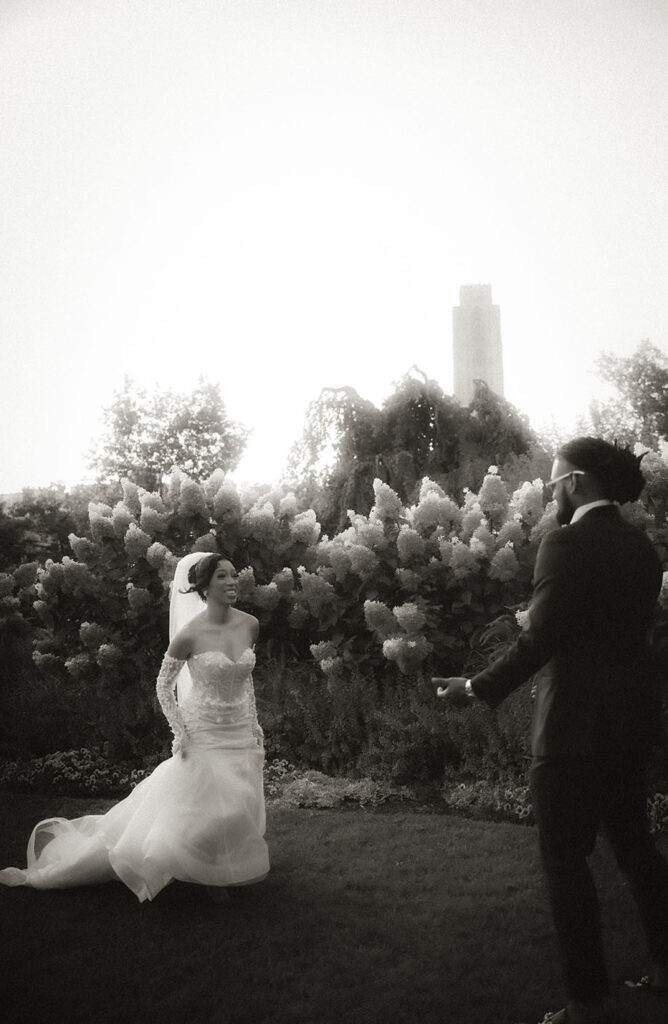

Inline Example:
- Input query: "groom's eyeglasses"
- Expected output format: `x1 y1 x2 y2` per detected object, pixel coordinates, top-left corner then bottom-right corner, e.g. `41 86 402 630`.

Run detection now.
546 470 586 490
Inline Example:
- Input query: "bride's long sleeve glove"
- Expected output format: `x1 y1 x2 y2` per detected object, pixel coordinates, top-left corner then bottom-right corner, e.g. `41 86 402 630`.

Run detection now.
156 654 189 757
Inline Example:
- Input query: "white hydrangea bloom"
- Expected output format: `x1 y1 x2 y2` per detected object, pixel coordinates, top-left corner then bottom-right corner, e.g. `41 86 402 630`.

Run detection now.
36 562 63 597
363 600 398 639
166 467 184 507
96 643 123 670
382 636 404 661
242 502 277 543
438 539 454 567
347 543 377 578
111 502 134 538
60 556 96 595
397 525 425 563
471 524 495 557
310 640 338 662
32 650 59 668
345 512 385 548
68 534 99 563
121 478 142 517
124 523 152 561
395 568 420 592
478 472 510 527
418 477 447 501
236 567 256 602
297 568 336 617
213 480 241 522
371 479 404 521
460 506 484 541
450 541 479 580
65 653 91 680
320 656 343 675
79 621 106 650
469 536 490 560
489 544 520 583
179 478 209 519
279 493 299 518
33 599 51 622
509 480 545 528
315 539 351 581
126 583 152 611
496 520 525 550
272 567 295 596
88 502 115 542
146 541 169 569
290 509 321 546
140 505 168 535
382 634 433 673
411 492 462 534
193 532 218 553
203 468 226 503
140 491 167 514
393 602 427 634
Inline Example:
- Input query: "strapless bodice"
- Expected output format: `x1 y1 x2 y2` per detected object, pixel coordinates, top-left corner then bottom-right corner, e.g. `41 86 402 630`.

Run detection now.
181 649 256 726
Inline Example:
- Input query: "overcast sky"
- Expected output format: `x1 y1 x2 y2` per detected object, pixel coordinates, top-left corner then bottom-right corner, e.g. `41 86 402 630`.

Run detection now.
2 0 667 494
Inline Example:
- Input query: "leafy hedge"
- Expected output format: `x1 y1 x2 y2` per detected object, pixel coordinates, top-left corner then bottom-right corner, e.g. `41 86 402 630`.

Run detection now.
1 454 667 790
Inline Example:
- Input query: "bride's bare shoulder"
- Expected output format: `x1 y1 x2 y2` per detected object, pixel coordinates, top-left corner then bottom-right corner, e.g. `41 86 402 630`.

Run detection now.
234 608 259 638
167 614 206 658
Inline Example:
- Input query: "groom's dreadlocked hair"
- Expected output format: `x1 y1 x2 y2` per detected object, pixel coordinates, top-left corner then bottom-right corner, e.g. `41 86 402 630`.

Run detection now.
558 436 647 505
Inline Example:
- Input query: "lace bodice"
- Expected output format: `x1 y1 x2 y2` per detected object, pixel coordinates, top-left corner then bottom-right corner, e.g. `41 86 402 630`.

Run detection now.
156 649 263 751
181 649 257 727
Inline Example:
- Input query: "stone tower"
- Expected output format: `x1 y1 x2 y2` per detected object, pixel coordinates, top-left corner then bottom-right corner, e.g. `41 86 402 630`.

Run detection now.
452 284 504 405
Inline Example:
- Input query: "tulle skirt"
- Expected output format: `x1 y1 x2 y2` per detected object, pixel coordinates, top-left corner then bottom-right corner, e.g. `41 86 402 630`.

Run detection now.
0 719 269 902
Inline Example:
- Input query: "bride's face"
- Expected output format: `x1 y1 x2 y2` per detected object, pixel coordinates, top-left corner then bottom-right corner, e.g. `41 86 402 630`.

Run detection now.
205 560 239 605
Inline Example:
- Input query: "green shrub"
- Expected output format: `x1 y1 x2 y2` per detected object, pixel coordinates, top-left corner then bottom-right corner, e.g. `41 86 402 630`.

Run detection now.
2 454 667 787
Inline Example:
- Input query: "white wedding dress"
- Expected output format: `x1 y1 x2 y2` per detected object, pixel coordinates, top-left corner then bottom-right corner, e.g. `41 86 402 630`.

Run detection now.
0 648 269 902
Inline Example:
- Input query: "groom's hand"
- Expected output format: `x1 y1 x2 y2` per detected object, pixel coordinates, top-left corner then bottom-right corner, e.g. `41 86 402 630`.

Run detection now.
433 676 469 704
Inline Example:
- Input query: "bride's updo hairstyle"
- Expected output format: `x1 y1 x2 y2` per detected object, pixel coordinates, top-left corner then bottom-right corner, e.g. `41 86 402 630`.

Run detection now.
558 436 647 505
182 553 230 601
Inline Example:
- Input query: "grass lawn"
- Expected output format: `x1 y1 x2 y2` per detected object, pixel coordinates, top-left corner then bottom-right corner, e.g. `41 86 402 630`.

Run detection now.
1 792 667 1024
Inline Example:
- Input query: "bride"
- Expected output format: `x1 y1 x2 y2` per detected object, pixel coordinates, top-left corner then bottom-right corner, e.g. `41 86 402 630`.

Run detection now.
0 551 269 902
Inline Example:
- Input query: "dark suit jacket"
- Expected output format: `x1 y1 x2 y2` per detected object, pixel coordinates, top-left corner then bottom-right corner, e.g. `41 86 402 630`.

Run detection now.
471 505 663 758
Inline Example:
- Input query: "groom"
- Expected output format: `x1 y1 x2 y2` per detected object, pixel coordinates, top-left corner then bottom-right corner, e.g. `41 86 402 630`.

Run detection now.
434 437 668 1024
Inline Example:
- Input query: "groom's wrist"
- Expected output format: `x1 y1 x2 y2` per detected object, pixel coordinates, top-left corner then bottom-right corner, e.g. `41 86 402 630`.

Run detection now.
464 679 476 700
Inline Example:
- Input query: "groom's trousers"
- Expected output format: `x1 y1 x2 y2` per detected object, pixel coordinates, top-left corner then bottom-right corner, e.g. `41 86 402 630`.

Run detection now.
530 752 668 1002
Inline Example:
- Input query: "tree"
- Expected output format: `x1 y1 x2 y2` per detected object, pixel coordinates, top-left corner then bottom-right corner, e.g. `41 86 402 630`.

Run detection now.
89 377 250 490
456 380 538 493
285 368 540 533
0 502 32 572
589 340 668 448
378 367 467 496
284 385 383 532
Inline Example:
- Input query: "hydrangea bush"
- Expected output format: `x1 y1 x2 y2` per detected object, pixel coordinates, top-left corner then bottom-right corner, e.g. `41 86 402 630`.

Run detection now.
2 455 668 805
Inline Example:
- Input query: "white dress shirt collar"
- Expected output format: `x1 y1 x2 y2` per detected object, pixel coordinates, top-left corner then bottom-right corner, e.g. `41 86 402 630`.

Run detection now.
570 499 615 524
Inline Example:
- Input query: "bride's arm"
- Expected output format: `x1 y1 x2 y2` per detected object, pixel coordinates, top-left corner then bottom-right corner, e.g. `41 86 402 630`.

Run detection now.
248 615 263 747
156 638 190 757
247 675 264 748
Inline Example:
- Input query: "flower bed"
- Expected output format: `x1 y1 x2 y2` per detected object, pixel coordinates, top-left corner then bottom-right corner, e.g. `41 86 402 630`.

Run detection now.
1 749 666 832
